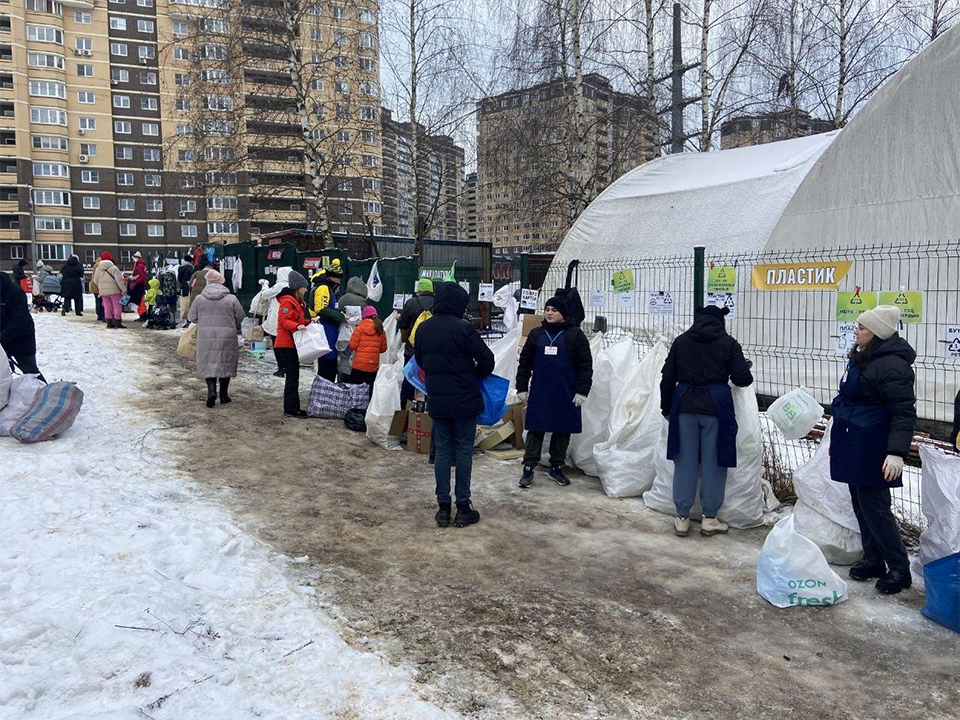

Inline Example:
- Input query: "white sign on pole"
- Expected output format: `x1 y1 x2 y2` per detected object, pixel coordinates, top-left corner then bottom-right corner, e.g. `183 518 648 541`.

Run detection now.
520 288 539 310
617 291 635 308
393 293 405 310
945 325 960 358
589 290 605 307
705 292 736 318
478 282 494 302
459 281 471 294
403 294 413 304
647 291 674 315
836 322 857 357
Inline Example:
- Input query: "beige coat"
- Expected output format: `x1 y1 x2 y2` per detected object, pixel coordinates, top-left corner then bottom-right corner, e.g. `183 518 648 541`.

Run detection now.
187 283 245 379
89 259 100 294
93 259 127 296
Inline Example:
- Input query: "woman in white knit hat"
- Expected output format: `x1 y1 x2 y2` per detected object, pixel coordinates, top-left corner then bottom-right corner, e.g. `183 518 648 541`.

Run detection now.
829 304 916 595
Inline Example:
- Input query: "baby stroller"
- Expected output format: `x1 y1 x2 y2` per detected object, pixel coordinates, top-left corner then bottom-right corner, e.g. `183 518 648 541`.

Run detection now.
146 271 179 330
33 274 63 313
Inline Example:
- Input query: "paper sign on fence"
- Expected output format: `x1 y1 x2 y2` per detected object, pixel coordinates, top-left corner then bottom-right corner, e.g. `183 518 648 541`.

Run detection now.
647 291 674 315
879 291 923 323
612 269 635 294
393 294 405 310
617 291 635 308
836 323 857 357
478 283 494 302
590 291 605 308
945 326 960 359
836 290 878 322
521 288 539 310
708 267 736 293
706 292 736 318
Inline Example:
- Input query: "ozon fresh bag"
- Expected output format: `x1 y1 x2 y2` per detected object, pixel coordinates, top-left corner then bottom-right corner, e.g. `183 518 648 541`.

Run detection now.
757 515 849 608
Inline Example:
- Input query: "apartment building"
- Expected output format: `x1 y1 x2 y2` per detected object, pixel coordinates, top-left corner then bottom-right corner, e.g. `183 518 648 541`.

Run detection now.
462 170 476 241
720 109 834 150
380 106 464 242
476 73 652 254
0 0 381 275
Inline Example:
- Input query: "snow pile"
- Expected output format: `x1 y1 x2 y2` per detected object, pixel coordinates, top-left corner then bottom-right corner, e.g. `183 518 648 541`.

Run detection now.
0 314 453 720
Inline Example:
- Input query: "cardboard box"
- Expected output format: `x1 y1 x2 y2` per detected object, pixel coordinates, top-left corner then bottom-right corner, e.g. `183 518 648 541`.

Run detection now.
517 314 544 356
406 411 433 454
388 400 413 437
502 402 527 449
477 421 515 451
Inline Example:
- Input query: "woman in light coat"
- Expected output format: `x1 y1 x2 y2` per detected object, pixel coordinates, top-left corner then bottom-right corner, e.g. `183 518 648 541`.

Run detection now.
92 252 128 329
187 270 245 408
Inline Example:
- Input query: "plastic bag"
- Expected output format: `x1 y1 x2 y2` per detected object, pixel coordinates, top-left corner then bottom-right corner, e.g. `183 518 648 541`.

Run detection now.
381 312 402 366
911 446 960 581
0 374 45 436
493 281 520 330
344 408 367 433
921 553 959 633
793 501 863 565
490 326 522 401
478 374 509 426
767 387 823 441
365 361 404 450
294 323 332 364
594 341 668 498
0 346 10 410
757 515 849 608
403 356 427 395
177 324 198 361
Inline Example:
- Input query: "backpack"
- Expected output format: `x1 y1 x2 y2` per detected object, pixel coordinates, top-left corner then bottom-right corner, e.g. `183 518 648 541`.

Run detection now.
408 309 433 346
554 260 585 327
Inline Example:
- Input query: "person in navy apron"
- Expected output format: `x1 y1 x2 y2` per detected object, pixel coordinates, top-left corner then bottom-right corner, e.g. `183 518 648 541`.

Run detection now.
660 305 753 537
516 296 593 488
830 305 916 595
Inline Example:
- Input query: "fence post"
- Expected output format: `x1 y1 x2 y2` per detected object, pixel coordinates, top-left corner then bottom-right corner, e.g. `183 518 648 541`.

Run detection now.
520 252 529 288
693 245 705 316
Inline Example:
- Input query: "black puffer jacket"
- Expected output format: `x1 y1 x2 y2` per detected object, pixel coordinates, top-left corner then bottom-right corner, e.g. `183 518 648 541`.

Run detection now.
60 256 84 300
660 314 753 416
0 272 36 357
414 283 494 419
851 335 917 458
952 390 959 452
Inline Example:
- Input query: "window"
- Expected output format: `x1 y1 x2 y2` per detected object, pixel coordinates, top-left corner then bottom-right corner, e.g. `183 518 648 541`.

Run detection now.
175 98 191 111
311 52 322 65
201 17 228 32
120 250 132 263
80 169 99 183
174 47 189 61
144 173 161 187
110 42 127 56
361 154 379 168
181 224 197 238
204 119 233 134
311 79 324 91
206 196 236 210
79 143 96 156
177 149 192 162
109 16 126 30
308 3 321 14
32 161 69 177
362 178 381 191
175 73 190 86
114 120 131 134
29 80 66 99
113 94 130 108
74 11 91 23
362 201 381 214
77 91 94 104
138 45 155 60
360 106 377 121
336 155 351 166
143 147 160 162
84 221 101 235
141 96 158 111
137 0 153 6
30 107 67 125
118 197 135 211
310 28 321 41
32 135 68 151
111 68 129 83
333 32 346 46
33 189 70 206
78 117 95 131
180 199 197 212
84 249 97 264
358 32 375 49
35 216 72 232
75 37 92 52
177 124 193 137
173 21 188 37
82 196 100 210
360 57 375 72
139 71 157 85
205 171 236 185
146 224 163 237
358 8 375 22
336 130 350 142
204 95 233 111
333 5 345 19
116 172 134 186
204 146 234 160
29 52 65 69
334 56 348 69
199 43 227 60
339 204 353 216
11 245 24 261
142 122 159 136
336 105 349 120
207 221 237 235
201 69 228 84
119 222 136 236
137 19 154 33
337 180 352 192
360 130 377 144
115 146 132 160
27 25 63 44
38 243 72 261
360 81 378 97
335 81 349 94
179 175 196 188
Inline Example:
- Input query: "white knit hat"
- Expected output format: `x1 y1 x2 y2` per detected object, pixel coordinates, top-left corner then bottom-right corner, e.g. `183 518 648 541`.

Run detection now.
858 305 900 340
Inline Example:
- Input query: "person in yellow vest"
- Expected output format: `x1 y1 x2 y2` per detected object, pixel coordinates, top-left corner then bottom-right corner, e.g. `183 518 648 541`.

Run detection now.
308 262 345 382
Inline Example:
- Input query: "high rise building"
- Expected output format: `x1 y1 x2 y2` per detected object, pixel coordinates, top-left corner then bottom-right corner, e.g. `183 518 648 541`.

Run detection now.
0 0 381 275
463 170 477 242
720 110 834 150
476 73 653 254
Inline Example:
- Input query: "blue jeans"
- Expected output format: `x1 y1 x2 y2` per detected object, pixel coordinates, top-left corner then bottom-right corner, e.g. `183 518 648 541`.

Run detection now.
433 416 476 505
673 413 728 518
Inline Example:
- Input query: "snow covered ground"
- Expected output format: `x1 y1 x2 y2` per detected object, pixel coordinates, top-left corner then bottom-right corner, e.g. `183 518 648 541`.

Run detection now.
0 312 454 720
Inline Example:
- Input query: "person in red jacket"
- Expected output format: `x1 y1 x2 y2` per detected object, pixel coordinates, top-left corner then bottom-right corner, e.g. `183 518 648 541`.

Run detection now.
274 271 310 418
128 251 148 319
348 305 387 390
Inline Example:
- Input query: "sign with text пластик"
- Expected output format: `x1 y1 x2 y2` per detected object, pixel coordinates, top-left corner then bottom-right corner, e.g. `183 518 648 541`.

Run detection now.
753 261 852 290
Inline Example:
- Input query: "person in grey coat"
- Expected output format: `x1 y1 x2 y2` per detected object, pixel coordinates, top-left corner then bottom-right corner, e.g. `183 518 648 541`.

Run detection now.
187 270 245 407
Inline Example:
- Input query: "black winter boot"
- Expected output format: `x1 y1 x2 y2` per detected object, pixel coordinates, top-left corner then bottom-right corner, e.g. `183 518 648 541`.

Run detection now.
876 569 912 595
519 465 534 488
219 377 232 404
435 502 451 527
849 559 886 581
548 466 571 486
454 503 480 528
115 319 128 329
205 379 217 408
106 319 116 329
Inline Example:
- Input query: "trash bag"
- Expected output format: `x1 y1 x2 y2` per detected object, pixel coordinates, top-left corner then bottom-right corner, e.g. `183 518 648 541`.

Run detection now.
0 345 11 410
594 341 668 498
793 500 863 566
177 324 198 361
293 323 332 364
767 386 823 441
490 325 522 400
912 446 960 584
757 515 849 608
478 374 510 426
344 408 368 433
0 374 45 436
403 356 428 395
381 312 402 366
567 335 634 476
921 553 959 633
365 361 404 450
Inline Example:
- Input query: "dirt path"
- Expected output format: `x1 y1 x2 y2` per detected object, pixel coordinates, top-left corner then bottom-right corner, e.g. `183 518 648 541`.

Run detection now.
102 318 957 720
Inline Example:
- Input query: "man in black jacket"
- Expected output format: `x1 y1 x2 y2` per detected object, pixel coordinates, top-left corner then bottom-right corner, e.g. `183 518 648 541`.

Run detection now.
414 283 494 528
660 305 753 537
0 272 43 379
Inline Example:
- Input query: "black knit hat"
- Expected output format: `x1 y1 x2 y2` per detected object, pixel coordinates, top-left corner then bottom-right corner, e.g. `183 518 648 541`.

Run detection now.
700 305 730 321
544 295 568 318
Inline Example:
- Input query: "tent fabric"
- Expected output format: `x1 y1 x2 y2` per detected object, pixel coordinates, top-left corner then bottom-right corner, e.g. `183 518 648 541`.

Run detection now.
766 24 960 251
550 132 837 268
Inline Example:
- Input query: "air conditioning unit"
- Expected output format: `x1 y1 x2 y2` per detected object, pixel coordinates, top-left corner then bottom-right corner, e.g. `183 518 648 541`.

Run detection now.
73 48 83 55
139 58 149 65
110 80 119 86
78 128 85 135
178 211 186 218
82 49 92 57
78 154 88 163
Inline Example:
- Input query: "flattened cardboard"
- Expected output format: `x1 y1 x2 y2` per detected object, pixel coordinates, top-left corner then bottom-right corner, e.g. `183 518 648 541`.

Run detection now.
478 421 515 451
502 403 527 449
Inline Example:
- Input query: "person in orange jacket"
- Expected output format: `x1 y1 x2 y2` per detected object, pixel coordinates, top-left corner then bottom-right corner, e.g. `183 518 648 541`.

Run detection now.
274 271 310 418
348 305 387 390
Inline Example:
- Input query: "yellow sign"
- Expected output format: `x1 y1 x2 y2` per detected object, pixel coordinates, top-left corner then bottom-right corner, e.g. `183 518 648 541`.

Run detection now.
752 261 852 290
708 266 737 293
836 291 878 322
611 269 635 294
879 291 923 323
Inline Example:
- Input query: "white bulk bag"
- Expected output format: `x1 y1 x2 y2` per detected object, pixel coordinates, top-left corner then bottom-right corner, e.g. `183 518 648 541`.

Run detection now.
643 385 765 528
911 446 960 580
490 325 522 402
793 501 863 565
365 361 404 450
0 346 11 410
293 322 332 364
594 341 668 498
260 267 293 336
567 336 636 476
381 312 402 366
767 387 823 441
0 374 45 436
757 515 849 608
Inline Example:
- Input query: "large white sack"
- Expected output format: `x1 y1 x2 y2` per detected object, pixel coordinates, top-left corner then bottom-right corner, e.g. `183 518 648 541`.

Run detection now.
381 312 402 366
792 421 860 533
912 446 960 580
643 385 765 528
493 281 520 330
793 500 863 565
365 361 404 450
0 374 45 436
567 336 636 476
491 325 522 398
757 515 849 609
0 346 11 409
595 341 668 498
261 267 293 336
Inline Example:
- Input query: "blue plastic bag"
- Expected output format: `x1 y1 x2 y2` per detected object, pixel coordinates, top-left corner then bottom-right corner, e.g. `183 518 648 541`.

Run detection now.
477 374 510 426
403 357 428 395
922 553 959 633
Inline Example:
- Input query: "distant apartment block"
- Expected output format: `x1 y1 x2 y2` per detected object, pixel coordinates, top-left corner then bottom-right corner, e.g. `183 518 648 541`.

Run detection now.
720 110 835 150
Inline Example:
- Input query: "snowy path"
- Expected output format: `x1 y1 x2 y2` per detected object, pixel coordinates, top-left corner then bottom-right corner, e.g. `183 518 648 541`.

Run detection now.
0 313 454 720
